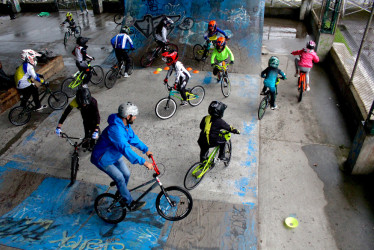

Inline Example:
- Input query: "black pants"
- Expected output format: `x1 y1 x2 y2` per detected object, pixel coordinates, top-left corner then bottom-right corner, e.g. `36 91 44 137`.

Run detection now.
114 49 131 73
76 61 92 85
156 40 167 52
83 122 97 149
198 141 226 163
18 85 41 109
177 75 189 101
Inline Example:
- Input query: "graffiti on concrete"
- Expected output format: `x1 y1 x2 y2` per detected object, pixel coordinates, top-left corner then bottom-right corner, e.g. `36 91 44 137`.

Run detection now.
142 0 160 13
133 14 179 38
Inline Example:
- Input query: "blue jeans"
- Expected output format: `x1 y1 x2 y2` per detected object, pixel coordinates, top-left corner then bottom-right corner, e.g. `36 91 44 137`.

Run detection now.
96 157 133 205
78 0 87 12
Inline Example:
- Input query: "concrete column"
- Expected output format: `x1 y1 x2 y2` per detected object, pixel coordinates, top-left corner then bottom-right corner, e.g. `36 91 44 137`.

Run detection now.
300 0 313 20
315 31 335 61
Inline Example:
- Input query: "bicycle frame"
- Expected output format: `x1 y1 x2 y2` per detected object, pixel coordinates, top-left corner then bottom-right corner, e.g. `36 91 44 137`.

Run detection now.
68 62 94 89
23 84 52 110
165 83 200 102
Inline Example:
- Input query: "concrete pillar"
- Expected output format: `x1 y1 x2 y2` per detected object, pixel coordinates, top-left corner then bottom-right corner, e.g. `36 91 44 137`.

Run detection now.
91 0 103 14
315 31 335 61
300 0 313 20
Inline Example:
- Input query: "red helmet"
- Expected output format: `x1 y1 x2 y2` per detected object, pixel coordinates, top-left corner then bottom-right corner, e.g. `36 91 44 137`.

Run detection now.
216 37 226 52
208 20 216 32
161 51 178 66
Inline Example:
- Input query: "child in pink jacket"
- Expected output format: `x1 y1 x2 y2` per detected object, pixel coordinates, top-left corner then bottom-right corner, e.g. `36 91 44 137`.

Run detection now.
291 40 319 91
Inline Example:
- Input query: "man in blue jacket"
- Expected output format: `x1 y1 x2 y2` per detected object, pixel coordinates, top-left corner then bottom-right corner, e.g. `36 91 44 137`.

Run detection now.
91 102 153 211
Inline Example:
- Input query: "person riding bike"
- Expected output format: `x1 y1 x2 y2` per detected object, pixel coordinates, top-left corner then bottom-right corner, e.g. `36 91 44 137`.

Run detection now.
60 12 78 33
260 56 287 110
56 87 100 149
202 20 228 61
162 51 191 106
154 16 174 52
74 36 94 86
14 49 47 111
111 26 135 78
198 101 240 163
291 40 319 91
91 102 154 211
211 37 234 82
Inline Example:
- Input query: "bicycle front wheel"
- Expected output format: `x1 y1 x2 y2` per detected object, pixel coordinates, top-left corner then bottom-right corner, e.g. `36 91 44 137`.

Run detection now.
61 77 78 98
104 69 118 89
69 152 79 186
140 52 154 68
94 193 127 224
114 13 123 25
156 186 193 221
258 96 268 120
223 140 232 167
193 44 204 61
48 91 68 110
166 43 178 53
221 76 231 97
155 97 177 119
188 86 205 106
9 106 31 126
298 79 304 102
184 162 206 190
90 65 104 85
74 26 82 38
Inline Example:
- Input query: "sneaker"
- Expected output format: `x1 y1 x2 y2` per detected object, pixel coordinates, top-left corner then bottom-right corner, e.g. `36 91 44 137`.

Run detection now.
123 72 129 78
126 201 146 211
271 105 278 110
307 85 310 91
216 77 221 83
35 104 47 111
294 72 298 77
79 12 84 15
180 101 188 106
86 9 89 14
260 90 266 95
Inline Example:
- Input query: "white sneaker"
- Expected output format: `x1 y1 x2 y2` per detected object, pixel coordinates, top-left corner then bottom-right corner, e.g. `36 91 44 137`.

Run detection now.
35 104 47 111
307 86 310 91
180 101 188 106
79 12 84 15
123 73 129 78
271 105 278 110
86 9 89 13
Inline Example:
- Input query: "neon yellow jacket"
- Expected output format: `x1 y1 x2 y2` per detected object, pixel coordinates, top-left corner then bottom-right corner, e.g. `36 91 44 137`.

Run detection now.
211 46 234 64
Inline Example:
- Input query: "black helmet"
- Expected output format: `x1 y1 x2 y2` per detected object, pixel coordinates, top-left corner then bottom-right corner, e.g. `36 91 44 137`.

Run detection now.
120 26 130 34
76 36 89 46
208 101 227 118
76 87 91 106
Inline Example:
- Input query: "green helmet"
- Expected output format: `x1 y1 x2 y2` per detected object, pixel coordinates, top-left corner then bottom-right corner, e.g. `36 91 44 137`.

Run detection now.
268 56 279 68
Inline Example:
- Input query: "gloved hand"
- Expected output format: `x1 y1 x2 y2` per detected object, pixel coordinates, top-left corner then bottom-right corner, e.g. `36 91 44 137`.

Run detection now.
174 83 178 90
56 127 62 136
230 61 234 65
92 131 99 139
164 78 168 84
232 129 240 134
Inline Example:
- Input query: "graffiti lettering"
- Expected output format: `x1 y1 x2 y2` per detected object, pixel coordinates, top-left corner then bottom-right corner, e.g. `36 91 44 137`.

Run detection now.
133 14 181 38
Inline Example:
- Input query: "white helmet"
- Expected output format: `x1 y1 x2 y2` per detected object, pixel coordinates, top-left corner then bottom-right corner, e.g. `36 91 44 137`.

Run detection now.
21 49 41 66
118 102 139 117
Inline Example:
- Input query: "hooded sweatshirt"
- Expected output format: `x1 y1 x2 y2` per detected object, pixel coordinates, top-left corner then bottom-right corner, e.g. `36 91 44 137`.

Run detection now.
291 48 319 68
91 113 148 168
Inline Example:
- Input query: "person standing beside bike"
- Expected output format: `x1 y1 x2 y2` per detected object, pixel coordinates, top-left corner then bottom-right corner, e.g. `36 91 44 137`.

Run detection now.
211 37 234 82
260 56 287 110
110 26 135 78
56 87 100 149
74 37 94 87
15 49 47 111
291 40 319 92
198 101 240 163
202 20 228 61
60 12 78 33
91 102 154 211
154 16 174 52
162 51 191 106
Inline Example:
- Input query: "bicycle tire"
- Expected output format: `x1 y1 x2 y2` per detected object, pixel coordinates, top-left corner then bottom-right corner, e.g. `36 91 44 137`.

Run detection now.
155 97 177 119
104 69 118 89
188 86 205 106
64 32 69 47
128 57 134 75
90 65 104 85
94 193 127 224
166 43 178 53
223 140 232 167
8 106 31 126
221 76 231 97
298 79 304 102
48 91 68 110
114 13 123 25
74 26 82 38
140 52 154 68
156 186 193 221
184 162 206 190
70 153 79 186
258 96 268 120
61 77 78 98
193 44 204 61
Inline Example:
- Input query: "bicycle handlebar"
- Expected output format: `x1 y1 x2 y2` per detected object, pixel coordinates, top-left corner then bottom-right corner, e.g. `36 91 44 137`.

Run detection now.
149 155 160 175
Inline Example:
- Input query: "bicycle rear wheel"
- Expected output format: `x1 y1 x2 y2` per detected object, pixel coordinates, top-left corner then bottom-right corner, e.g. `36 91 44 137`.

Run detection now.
223 140 232 167
156 186 193 221
184 162 206 190
48 91 68 110
258 96 268 120
298 79 304 102
90 65 104 85
128 57 134 75
188 86 205 106
74 26 82 38
63 32 69 47
221 76 231 97
193 44 204 61
140 52 154 68
94 193 127 224
114 13 123 25
155 97 177 119
8 106 31 126
104 69 118 89
61 77 78 98
69 152 79 186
